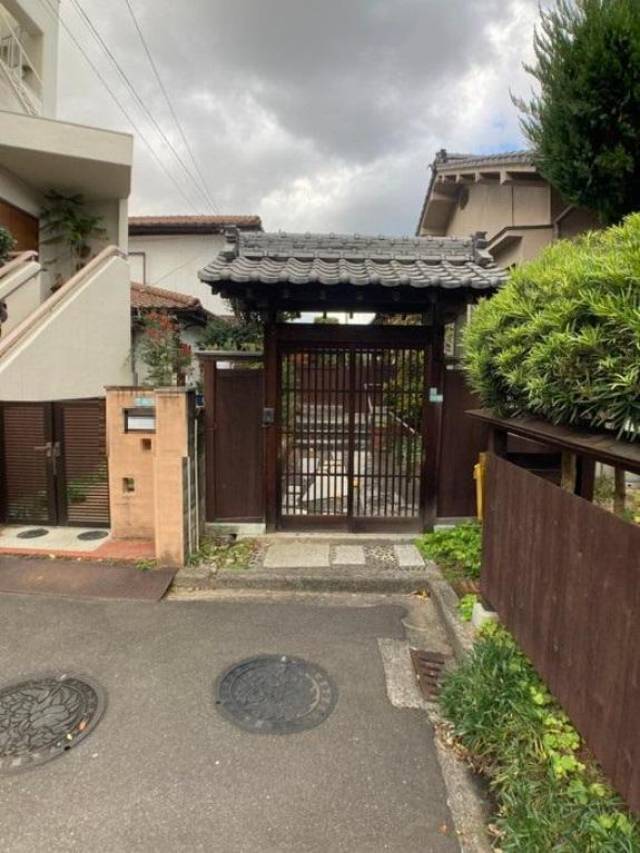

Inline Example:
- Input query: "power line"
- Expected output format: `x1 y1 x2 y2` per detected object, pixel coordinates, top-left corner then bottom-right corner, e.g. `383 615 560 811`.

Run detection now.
122 0 218 214
37 0 204 214
69 0 213 214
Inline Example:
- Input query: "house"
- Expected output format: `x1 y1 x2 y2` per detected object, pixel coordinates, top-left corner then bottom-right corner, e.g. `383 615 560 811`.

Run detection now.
130 281 211 385
416 150 599 267
0 0 133 401
128 215 262 316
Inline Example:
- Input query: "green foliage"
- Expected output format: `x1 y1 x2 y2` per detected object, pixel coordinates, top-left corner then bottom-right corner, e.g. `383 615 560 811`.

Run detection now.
458 593 478 622
188 537 256 570
199 315 263 352
464 216 640 438
416 521 482 581
139 311 192 386
40 191 107 274
0 225 16 265
516 0 640 225
441 623 640 850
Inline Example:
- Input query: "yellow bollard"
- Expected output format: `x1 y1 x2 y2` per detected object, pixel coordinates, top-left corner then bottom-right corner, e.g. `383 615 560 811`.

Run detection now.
474 452 487 521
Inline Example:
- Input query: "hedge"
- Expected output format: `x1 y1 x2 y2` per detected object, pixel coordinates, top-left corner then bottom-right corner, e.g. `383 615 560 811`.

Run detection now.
463 214 640 438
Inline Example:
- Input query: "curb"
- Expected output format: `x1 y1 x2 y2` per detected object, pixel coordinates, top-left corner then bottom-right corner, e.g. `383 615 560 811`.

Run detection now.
211 571 430 595
422 560 475 660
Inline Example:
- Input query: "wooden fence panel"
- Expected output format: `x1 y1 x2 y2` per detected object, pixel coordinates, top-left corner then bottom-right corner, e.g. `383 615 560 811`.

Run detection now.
482 453 640 812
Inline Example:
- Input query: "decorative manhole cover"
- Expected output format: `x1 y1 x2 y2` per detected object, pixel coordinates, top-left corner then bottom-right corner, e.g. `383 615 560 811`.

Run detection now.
0 674 106 774
77 530 109 542
17 528 49 540
215 655 337 734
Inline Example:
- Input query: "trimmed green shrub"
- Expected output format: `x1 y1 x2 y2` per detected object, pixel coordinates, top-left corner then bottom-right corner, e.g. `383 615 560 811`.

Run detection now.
441 623 640 850
464 215 640 438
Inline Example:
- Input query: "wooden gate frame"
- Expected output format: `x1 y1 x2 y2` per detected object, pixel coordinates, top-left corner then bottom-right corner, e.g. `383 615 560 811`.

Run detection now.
263 322 442 533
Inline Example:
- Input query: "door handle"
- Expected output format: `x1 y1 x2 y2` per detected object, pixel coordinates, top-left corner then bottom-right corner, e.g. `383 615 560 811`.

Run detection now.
34 442 53 455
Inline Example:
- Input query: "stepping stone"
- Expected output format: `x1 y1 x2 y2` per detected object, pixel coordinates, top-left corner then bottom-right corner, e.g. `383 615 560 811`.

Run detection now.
393 543 425 569
263 542 330 569
332 545 366 567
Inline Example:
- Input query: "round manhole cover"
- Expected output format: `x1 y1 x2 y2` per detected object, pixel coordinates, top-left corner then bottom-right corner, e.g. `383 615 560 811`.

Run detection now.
17 528 49 540
215 655 337 734
0 675 106 774
77 530 109 542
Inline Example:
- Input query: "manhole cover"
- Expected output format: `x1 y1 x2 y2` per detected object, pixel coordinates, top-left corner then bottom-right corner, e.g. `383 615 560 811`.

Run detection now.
0 674 106 774
215 655 337 734
16 528 49 540
77 530 109 542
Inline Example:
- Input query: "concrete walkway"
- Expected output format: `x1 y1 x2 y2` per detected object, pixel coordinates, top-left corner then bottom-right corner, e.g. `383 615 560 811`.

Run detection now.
0 592 458 852
175 537 429 594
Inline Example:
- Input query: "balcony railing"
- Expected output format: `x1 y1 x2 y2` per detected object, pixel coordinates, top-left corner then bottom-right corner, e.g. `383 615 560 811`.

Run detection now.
0 6 42 115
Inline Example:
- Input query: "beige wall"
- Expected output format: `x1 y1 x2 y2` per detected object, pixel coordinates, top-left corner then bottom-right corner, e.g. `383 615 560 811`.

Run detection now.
128 232 230 315
106 386 196 566
0 252 132 400
445 181 551 238
0 254 41 334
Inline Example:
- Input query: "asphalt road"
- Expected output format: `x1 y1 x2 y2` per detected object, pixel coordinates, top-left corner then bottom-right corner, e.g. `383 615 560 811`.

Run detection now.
0 593 456 852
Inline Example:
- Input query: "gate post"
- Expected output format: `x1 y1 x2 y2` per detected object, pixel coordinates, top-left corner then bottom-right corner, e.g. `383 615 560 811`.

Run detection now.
263 318 279 532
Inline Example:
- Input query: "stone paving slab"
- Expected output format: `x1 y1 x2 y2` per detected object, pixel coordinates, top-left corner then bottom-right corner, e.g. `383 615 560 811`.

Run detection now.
262 542 331 569
332 545 366 566
394 543 425 568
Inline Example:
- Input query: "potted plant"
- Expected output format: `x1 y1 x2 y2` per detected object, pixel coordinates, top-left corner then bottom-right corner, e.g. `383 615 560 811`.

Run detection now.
40 191 107 285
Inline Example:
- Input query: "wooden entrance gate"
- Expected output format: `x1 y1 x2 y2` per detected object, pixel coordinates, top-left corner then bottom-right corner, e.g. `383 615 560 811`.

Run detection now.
275 326 429 532
0 399 110 527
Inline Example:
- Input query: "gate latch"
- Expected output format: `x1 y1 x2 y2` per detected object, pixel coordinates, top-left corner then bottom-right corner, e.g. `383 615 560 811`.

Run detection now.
262 407 275 426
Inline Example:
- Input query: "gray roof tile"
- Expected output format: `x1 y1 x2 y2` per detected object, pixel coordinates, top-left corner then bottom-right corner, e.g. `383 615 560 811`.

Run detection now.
199 230 507 291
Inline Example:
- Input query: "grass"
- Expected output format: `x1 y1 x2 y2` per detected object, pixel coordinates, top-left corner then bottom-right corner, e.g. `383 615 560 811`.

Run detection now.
440 623 640 851
416 521 482 585
187 537 256 572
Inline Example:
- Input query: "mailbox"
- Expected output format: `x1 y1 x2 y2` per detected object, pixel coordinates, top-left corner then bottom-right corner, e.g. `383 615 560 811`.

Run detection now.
124 407 156 433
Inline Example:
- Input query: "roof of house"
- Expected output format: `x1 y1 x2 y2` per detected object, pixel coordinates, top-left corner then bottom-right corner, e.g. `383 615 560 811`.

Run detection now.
129 215 263 236
416 149 539 236
433 149 534 172
131 281 209 317
199 230 507 291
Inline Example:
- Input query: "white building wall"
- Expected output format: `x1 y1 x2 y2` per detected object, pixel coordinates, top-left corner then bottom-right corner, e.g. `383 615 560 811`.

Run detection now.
0 253 132 400
128 232 231 315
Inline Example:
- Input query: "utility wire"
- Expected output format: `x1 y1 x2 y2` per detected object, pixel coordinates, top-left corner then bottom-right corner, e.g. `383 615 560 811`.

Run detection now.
122 0 218 214
37 0 204 214
69 0 213 214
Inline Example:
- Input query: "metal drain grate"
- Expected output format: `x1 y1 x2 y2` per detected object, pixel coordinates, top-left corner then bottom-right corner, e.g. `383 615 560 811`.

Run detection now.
0 674 106 773
410 649 447 701
16 528 50 540
215 655 337 734
77 530 109 542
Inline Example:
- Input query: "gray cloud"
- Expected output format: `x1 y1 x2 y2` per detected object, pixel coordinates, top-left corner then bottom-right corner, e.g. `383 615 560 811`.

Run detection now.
57 0 541 234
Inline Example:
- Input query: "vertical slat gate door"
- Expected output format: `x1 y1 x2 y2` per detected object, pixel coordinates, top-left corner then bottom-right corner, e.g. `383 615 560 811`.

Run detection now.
56 399 110 527
278 340 427 532
0 402 56 524
0 399 110 527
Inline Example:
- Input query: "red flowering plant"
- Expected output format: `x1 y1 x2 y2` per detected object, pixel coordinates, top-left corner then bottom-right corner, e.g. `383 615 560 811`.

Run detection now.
139 311 193 386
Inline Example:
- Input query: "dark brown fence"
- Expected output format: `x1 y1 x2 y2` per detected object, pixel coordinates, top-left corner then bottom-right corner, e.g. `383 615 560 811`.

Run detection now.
482 453 640 812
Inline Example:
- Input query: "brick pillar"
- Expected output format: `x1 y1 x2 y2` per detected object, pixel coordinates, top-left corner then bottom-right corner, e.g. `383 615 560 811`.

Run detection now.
106 386 195 567
154 388 191 567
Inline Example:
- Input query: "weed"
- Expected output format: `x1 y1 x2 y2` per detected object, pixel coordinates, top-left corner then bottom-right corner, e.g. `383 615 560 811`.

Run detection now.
188 537 256 572
135 559 156 573
416 522 482 582
440 623 640 850
458 593 478 622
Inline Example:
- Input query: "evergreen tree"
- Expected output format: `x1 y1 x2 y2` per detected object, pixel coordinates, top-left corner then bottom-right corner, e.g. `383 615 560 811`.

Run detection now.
516 0 640 224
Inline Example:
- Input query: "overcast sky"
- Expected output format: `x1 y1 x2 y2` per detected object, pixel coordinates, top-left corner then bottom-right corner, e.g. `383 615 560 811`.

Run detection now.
56 0 542 235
